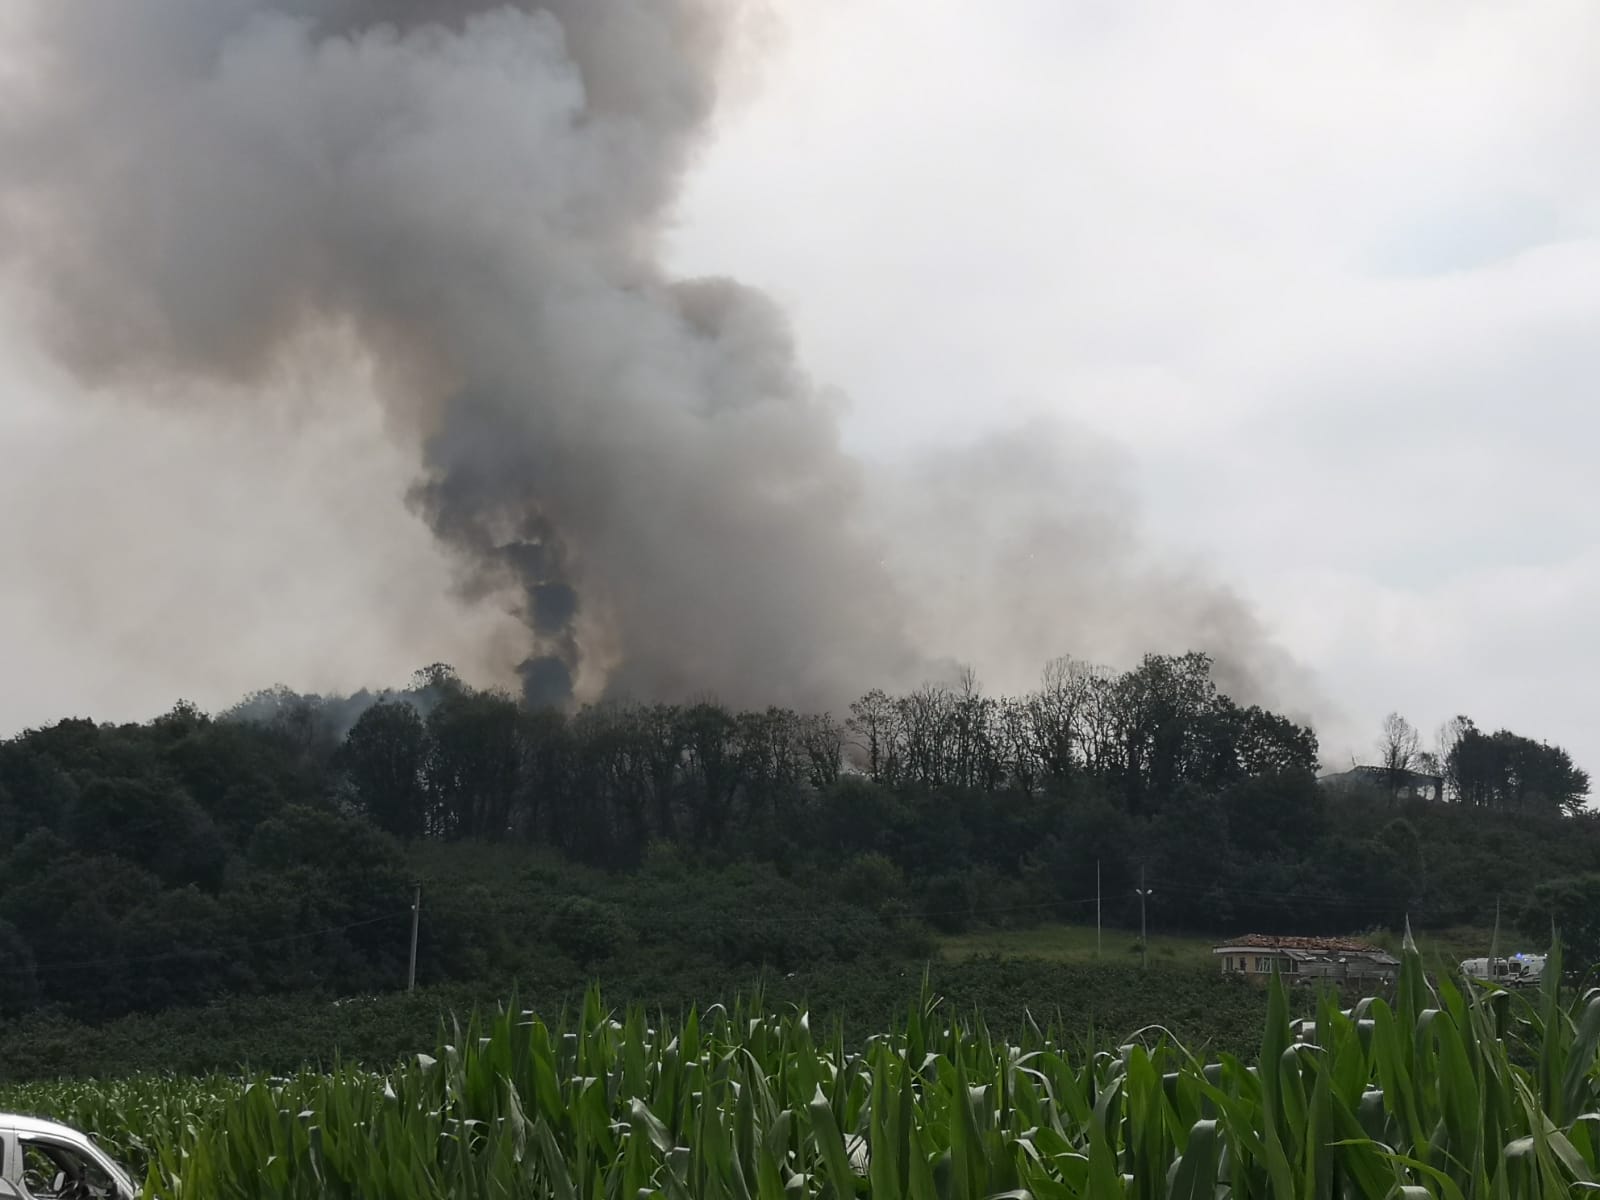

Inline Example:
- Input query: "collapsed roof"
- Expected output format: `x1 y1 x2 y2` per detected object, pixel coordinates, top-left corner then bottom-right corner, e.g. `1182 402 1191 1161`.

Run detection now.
1214 934 1398 962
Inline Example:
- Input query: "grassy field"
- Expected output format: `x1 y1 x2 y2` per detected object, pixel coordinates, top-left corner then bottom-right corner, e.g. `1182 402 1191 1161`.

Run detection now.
939 921 1504 975
939 922 1217 967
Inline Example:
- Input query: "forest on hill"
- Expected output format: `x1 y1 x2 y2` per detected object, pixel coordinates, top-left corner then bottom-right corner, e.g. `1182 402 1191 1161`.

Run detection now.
0 653 1594 1026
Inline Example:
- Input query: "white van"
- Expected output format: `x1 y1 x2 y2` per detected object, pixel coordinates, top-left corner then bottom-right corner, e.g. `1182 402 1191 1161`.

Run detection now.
1459 953 1546 989
0 1115 137 1200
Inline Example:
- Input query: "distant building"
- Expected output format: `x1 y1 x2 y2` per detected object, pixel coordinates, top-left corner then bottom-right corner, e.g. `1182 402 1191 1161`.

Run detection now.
1214 934 1400 986
1320 764 1444 802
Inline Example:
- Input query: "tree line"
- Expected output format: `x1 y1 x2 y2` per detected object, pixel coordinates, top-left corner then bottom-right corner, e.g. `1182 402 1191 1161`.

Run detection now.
333 654 1320 856
0 653 1593 1022
1375 710 1588 814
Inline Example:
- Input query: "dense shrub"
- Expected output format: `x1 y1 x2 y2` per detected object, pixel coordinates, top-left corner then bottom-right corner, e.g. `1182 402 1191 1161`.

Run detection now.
545 896 629 967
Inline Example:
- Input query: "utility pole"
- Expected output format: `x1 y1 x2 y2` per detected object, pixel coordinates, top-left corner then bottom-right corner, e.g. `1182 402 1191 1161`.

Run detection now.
1490 896 1501 973
1136 866 1154 971
407 882 421 993
1096 860 1102 959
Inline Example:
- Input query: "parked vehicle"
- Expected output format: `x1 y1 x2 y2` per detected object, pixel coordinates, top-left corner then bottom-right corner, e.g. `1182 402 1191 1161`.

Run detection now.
0 1115 135 1200
1460 952 1546 989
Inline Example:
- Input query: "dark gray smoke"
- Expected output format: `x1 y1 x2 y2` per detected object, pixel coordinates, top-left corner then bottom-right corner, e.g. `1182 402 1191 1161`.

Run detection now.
0 0 922 711
0 0 1317 719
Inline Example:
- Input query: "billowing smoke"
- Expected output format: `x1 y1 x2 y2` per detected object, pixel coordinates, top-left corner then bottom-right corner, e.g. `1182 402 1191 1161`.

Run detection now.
0 0 1315 718
869 423 1321 718
221 673 453 744
0 0 922 710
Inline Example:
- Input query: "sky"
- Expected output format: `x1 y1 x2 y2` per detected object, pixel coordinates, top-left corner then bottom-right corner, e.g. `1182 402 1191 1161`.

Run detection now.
666 0 1600 770
3 0 1599 774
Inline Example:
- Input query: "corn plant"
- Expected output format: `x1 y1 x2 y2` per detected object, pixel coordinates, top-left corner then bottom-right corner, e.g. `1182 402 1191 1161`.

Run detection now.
5 941 1600 1197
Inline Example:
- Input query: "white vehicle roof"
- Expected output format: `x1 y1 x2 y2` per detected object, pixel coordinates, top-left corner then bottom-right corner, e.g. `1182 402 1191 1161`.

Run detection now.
1 1114 96 1141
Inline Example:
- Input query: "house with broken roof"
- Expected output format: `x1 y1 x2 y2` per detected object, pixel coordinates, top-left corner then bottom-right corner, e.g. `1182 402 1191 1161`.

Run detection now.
1319 764 1444 802
1214 934 1400 986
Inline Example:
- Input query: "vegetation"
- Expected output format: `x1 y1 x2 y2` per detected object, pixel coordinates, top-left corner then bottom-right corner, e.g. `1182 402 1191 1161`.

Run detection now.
0 652 1591 1040
1435 715 1590 814
6 944 1600 1197
0 960 1274 1082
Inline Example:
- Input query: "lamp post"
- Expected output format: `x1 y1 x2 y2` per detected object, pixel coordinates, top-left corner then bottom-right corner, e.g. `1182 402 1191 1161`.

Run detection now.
1136 866 1154 970
407 882 421 992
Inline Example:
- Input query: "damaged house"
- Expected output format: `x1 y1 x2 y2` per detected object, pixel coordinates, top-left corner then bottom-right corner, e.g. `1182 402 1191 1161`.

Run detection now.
1214 934 1401 986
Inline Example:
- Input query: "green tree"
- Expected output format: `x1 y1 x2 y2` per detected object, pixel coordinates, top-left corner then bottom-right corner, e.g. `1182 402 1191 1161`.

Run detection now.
1449 721 1590 814
546 897 628 967
837 852 905 911
68 777 227 891
1518 873 1600 969
0 918 39 1017
426 690 523 840
340 701 430 840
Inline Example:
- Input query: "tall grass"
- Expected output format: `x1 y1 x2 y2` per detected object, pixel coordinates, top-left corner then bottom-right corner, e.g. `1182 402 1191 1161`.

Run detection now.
5 942 1600 1197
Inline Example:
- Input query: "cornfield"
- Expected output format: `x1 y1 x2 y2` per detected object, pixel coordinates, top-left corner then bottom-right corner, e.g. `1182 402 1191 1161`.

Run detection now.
6 942 1600 1198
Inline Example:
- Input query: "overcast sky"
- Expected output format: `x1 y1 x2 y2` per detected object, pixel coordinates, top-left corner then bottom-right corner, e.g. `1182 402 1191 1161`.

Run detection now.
669 0 1600 770
3 0 1599 775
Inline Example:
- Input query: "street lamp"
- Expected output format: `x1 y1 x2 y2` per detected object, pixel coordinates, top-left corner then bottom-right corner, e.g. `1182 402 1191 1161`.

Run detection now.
1136 866 1154 970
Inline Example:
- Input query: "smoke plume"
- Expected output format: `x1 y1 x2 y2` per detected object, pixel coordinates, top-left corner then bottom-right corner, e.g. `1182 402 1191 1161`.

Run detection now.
0 0 1313 717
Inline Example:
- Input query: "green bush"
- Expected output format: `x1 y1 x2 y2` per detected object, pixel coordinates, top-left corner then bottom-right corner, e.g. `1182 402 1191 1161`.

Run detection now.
920 872 973 934
544 896 628 967
836 852 904 910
